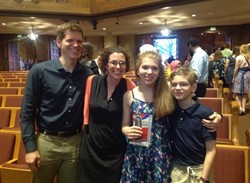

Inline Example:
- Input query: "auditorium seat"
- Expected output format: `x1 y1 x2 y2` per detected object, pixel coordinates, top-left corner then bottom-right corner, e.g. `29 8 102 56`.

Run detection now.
0 95 23 107
0 83 8 87
3 78 20 82
0 88 18 95
0 139 32 183
205 88 218 98
0 132 15 165
216 114 239 145
1 108 21 131
0 108 11 129
0 132 16 182
214 144 250 183
9 82 26 87
199 97 224 114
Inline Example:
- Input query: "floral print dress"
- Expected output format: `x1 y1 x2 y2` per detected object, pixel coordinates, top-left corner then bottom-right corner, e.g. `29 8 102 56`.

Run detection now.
121 95 173 183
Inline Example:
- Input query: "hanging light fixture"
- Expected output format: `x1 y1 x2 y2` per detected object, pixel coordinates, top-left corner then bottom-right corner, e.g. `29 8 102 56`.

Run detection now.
161 19 171 36
28 25 38 40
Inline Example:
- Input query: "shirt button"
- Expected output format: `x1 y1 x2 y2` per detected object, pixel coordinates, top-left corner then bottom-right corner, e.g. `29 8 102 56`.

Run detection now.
68 109 71 113
69 98 72 101
66 122 69 125
180 118 183 120
69 86 72 89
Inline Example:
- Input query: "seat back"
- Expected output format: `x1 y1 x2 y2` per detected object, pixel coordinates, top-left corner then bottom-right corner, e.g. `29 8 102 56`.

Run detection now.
0 83 8 87
216 114 231 143
205 88 218 97
0 108 11 129
0 88 18 95
214 144 249 183
0 132 15 164
9 82 26 87
199 97 223 114
5 95 23 107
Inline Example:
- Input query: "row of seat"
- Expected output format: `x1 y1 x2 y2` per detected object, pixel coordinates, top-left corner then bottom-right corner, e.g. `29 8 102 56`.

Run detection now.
0 95 23 108
0 88 24 95
0 78 27 82
0 131 249 183
0 82 26 87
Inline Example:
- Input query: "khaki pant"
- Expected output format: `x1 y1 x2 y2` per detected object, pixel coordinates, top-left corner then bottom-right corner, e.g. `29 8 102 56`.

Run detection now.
32 133 81 183
171 163 215 183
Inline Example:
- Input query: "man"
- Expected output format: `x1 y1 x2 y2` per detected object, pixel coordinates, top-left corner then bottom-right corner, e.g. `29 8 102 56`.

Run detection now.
20 22 92 183
221 42 233 58
187 37 209 97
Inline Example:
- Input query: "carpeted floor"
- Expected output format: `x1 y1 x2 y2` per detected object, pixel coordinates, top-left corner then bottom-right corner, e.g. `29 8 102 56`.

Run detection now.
238 104 250 146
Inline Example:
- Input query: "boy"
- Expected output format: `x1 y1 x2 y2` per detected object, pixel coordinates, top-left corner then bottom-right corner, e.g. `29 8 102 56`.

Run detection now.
169 66 216 183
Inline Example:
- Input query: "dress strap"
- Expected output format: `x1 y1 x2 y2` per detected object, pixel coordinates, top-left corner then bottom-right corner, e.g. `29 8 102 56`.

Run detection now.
131 89 135 99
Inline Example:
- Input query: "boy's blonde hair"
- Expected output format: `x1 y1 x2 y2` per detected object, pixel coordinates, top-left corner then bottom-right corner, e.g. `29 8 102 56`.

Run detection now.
170 66 198 85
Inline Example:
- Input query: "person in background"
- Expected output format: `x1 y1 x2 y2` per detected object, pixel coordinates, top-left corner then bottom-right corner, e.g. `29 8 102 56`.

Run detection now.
76 46 135 183
80 42 99 75
213 50 228 88
224 46 240 100
139 44 157 54
94 53 104 75
121 51 175 182
187 37 209 97
221 42 233 58
232 44 250 115
170 66 216 183
169 59 182 72
20 22 92 183
19 57 25 71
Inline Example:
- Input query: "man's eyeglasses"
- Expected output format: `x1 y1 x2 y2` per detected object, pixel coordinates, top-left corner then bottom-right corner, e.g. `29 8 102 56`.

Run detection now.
171 82 190 88
108 61 126 68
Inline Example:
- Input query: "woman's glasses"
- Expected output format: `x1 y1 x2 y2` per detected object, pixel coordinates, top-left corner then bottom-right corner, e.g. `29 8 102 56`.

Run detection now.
108 61 126 68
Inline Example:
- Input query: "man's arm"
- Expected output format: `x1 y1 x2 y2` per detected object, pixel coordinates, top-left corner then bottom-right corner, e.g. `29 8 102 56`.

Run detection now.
202 113 222 132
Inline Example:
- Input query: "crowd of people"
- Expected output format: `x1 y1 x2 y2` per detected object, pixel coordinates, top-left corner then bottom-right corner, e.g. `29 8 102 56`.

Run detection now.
207 43 250 116
20 22 226 183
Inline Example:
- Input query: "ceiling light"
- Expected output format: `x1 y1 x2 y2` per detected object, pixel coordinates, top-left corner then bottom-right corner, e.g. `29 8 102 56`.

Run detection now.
28 25 38 40
28 32 38 40
161 19 171 36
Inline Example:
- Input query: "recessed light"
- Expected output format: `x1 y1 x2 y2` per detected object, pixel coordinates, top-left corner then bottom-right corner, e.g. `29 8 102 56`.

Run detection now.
162 7 170 10
103 28 106 30
2 23 6 25
192 14 196 17
139 22 143 25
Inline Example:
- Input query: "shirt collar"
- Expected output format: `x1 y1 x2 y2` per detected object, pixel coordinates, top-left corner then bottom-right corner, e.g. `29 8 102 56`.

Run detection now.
176 98 200 115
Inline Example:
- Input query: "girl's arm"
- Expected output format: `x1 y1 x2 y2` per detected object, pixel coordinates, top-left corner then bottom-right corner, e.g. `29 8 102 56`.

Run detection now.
233 57 240 79
121 90 142 140
200 140 216 182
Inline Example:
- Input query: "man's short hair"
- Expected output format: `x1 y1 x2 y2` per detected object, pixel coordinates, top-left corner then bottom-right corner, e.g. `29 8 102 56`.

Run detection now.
187 37 200 47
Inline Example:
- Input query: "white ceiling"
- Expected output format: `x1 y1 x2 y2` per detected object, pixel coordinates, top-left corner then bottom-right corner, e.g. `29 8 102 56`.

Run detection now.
0 0 249 37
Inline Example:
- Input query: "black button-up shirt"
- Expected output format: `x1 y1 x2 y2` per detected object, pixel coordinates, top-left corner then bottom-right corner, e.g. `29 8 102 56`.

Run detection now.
21 59 92 152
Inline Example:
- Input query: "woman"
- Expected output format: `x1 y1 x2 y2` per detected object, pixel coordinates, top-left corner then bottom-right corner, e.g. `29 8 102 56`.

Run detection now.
213 50 227 88
76 46 135 183
224 46 240 100
232 44 250 115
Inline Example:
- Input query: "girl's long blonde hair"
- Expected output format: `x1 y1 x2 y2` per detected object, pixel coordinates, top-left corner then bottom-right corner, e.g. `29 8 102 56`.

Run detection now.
136 51 175 118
